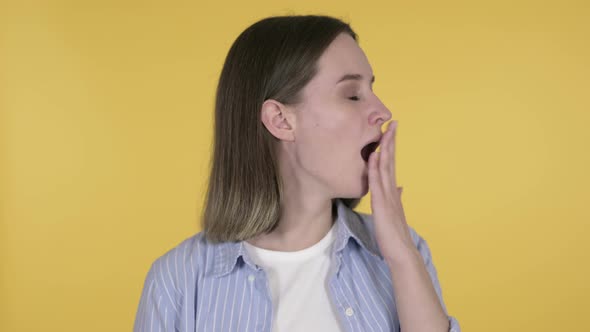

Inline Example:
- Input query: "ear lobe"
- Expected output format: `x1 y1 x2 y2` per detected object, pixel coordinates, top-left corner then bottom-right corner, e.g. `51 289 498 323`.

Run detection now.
260 99 295 141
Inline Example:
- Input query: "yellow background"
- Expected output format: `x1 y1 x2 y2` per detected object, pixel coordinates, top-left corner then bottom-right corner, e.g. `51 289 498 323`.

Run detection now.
2 0 589 331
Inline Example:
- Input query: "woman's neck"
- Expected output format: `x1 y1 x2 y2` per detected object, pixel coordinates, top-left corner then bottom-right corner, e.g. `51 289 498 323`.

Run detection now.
246 197 336 252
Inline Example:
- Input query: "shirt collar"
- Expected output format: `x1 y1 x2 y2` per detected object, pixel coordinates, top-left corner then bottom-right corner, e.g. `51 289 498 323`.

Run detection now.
331 198 382 258
209 198 381 278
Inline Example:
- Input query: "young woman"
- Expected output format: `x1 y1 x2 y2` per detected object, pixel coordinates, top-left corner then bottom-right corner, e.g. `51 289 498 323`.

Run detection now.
134 15 460 332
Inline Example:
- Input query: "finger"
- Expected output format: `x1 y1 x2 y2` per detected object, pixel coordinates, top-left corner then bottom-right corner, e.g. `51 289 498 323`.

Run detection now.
389 121 398 185
379 122 395 193
368 151 384 205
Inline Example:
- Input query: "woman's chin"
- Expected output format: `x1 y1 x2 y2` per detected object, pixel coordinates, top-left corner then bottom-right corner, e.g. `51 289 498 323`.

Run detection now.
333 170 369 199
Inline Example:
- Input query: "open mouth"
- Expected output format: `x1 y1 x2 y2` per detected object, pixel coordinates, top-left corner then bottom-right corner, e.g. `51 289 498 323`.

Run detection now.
361 141 380 163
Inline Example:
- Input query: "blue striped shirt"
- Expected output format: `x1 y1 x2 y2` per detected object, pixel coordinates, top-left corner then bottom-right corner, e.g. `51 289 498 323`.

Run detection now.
134 198 461 331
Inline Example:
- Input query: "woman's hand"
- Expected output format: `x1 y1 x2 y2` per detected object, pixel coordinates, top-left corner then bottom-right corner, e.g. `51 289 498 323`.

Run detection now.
368 120 418 266
368 120 452 332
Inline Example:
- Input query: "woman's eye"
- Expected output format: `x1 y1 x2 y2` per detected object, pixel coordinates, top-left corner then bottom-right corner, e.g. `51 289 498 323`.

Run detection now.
348 96 360 101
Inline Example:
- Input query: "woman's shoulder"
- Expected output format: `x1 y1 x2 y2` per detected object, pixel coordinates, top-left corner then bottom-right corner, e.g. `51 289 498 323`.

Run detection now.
135 231 215 329
143 231 213 295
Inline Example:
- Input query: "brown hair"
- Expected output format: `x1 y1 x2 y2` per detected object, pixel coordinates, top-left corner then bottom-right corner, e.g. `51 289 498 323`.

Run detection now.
202 15 361 243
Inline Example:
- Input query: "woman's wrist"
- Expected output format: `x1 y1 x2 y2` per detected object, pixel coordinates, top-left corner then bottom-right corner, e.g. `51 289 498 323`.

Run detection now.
384 243 422 270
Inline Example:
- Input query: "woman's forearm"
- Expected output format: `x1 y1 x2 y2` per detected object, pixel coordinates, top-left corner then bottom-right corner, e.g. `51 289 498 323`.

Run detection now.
387 247 449 332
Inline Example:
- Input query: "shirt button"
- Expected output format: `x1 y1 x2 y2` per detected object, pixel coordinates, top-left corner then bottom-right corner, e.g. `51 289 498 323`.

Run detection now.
248 275 256 282
345 307 354 316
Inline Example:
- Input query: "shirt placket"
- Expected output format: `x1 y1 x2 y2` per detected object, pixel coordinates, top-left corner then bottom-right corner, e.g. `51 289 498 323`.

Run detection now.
248 265 274 332
328 253 363 332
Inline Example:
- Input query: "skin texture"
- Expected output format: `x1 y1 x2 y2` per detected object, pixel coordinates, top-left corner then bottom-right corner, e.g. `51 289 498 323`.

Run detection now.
253 32 390 250
254 33 449 331
369 121 449 332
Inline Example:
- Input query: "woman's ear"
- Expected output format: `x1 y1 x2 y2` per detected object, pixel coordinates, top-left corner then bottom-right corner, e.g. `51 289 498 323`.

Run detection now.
260 99 295 142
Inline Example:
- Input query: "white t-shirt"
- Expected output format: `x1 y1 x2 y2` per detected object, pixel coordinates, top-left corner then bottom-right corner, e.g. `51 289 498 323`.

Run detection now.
243 223 343 332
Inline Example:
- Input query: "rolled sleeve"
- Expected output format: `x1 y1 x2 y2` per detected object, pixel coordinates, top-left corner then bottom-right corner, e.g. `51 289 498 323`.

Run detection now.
449 315 461 332
415 232 461 332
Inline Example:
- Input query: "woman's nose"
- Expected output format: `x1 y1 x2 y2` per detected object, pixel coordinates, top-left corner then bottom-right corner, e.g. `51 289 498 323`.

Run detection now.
368 97 392 126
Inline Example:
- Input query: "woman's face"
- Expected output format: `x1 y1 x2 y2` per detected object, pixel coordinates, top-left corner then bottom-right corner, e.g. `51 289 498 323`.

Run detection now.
291 32 392 198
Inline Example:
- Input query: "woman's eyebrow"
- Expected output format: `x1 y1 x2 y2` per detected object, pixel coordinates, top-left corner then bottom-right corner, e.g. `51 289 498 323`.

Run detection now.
336 73 375 85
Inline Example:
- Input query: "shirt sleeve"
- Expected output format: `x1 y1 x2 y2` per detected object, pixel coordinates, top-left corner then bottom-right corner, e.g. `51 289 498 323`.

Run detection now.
415 234 461 332
133 262 178 332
